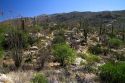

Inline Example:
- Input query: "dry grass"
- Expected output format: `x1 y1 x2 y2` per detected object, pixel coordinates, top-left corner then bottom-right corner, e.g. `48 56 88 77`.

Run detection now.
6 70 35 83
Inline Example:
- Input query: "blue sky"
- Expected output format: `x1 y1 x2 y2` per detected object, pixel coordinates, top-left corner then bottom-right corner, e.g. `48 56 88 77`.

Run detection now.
0 0 125 21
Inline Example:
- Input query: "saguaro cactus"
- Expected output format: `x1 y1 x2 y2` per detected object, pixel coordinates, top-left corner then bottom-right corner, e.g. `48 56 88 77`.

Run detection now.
122 24 125 41
83 19 89 43
21 18 25 31
111 24 114 36
99 19 103 35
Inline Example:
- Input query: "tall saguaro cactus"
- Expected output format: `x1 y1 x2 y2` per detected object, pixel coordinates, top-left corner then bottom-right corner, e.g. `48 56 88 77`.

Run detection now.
99 19 103 35
21 18 25 31
33 17 37 26
111 24 114 36
83 19 89 43
122 24 125 41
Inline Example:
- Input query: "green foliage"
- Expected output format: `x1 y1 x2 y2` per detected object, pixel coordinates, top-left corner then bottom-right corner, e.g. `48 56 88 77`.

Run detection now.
108 37 123 49
88 44 102 55
0 33 5 47
83 53 100 64
52 43 76 66
52 30 66 45
34 25 41 32
108 33 116 38
0 48 3 59
100 62 125 83
78 52 100 64
32 73 48 83
22 32 30 48
5 28 29 68
52 36 65 44
27 34 38 46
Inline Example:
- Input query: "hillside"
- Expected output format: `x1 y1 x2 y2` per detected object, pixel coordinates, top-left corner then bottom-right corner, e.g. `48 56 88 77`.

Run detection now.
0 10 125 83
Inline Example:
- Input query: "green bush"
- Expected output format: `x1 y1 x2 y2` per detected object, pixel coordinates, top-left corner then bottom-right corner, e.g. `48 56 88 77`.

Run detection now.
88 44 102 55
100 62 125 83
84 53 100 64
52 43 76 66
28 35 38 46
32 73 48 83
52 36 65 44
0 33 5 47
78 52 100 64
108 38 123 49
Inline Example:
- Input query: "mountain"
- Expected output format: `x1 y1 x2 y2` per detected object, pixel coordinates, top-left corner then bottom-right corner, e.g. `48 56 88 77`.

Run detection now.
1 10 125 27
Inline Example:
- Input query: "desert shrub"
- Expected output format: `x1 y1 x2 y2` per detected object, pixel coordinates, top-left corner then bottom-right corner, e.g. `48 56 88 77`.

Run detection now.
88 44 102 55
77 53 84 59
0 34 4 59
52 30 66 45
32 73 48 83
111 51 125 61
102 47 110 56
36 47 50 70
100 62 125 83
28 34 39 46
0 33 7 49
90 36 98 42
108 37 123 49
52 36 65 44
116 53 125 61
52 43 76 66
108 33 116 38
84 53 100 64
0 48 3 59
84 65 97 73
78 52 100 64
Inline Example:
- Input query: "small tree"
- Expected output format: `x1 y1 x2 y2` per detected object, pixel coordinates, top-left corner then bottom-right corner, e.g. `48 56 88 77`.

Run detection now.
52 43 76 66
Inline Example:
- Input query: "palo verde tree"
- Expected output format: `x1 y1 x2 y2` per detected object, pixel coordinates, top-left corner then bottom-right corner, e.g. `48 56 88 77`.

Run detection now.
52 43 76 66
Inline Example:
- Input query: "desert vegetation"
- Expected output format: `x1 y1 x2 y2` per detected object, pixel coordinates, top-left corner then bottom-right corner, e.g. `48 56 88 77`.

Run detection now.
0 10 125 83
